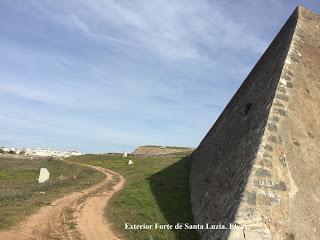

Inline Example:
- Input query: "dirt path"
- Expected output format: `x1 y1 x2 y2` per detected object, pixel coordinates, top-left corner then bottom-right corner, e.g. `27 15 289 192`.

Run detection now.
0 160 125 240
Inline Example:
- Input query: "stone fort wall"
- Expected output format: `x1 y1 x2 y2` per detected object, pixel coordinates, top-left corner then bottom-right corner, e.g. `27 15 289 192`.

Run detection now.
189 7 299 240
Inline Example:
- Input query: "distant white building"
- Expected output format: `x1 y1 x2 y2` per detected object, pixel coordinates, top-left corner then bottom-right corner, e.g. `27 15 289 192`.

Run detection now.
0 146 81 158
0 147 10 153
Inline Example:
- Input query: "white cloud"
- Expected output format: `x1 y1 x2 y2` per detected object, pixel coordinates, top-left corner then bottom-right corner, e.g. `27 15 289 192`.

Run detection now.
28 0 266 61
0 0 289 152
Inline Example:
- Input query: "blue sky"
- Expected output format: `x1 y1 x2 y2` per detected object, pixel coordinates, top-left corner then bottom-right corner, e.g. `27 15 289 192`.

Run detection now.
0 1 319 153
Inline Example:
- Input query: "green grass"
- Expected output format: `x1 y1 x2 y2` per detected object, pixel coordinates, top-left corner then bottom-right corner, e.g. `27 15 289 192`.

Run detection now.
69 152 199 240
0 155 104 229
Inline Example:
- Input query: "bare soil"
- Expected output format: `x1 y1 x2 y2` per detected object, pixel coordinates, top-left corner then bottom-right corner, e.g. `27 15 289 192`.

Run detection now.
0 160 125 240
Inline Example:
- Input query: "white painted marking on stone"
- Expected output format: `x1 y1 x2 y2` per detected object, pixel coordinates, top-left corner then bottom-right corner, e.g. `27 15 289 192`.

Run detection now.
38 168 50 183
128 160 133 165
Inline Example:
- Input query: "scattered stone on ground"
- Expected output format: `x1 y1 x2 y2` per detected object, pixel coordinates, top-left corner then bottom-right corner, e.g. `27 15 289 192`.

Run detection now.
38 168 50 183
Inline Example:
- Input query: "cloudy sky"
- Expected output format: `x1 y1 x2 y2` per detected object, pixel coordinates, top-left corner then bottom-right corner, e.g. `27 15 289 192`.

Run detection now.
0 1 319 153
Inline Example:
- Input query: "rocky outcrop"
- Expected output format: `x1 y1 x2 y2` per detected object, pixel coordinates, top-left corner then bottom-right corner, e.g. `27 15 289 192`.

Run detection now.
190 6 320 240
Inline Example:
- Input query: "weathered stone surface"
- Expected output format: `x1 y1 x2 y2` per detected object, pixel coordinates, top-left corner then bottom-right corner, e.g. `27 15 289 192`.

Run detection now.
268 135 278 143
255 168 272 177
258 158 273 168
286 82 293 88
190 5 320 240
38 168 50 183
274 108 288 116
267 123 278 132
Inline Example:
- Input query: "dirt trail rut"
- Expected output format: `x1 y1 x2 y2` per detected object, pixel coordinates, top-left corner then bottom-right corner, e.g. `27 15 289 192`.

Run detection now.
0 160 125 240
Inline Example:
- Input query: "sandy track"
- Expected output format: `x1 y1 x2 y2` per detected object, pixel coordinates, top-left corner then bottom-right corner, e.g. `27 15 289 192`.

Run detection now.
0 160 125 240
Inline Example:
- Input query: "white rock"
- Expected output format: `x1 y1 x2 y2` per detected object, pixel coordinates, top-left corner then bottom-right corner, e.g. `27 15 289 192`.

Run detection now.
122 151 127 157
38 168 50 183
128 160 133 165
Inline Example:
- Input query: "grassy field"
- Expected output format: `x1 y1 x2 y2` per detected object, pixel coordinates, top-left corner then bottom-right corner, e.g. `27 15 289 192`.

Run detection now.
69 152 200 240
0 155 104 229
